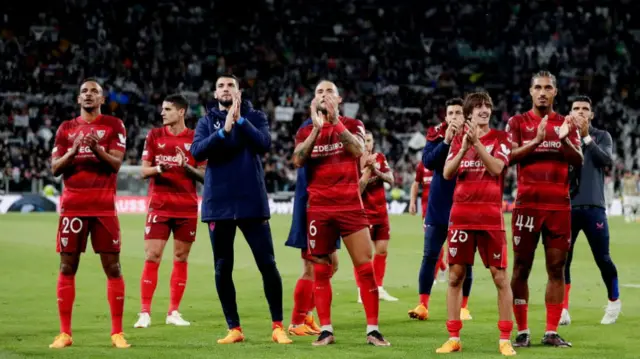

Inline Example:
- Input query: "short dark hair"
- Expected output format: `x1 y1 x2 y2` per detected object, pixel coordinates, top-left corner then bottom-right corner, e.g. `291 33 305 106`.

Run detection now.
216 74 240 86
530 70 557 87
445 97 464 108
572 95 592 106
365 129 373 136
463 92 493 118
79 78 103 91
164 94 189 111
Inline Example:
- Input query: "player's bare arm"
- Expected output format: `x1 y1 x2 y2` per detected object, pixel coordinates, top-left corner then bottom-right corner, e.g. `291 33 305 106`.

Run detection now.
338 129 365 158
509 116 547 164
85 130 124 172
174 146 205 182
443 136 470 180
184 164 206 183
409 180 419 215
141 160 166 179
324 96 364 157
292 127 321 168
359 167 372 194
51 133 84 176
292 99 323 167
371 157 394 184
473 139 505 177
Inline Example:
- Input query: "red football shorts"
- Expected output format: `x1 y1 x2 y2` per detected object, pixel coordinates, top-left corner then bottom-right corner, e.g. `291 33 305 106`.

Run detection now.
144 212 197 242
511 208 571 257
369 219 391 241
446 229 508 269
56 215 121 253
307 209 369 256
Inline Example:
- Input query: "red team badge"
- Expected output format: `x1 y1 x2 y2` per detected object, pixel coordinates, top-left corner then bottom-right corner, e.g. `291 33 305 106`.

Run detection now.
445 129 512 268
141 127 205 242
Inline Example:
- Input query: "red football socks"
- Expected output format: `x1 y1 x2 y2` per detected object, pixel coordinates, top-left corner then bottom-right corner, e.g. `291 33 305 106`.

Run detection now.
57 274 75 335
545 303 563 332
563 284 571 310
169 261 188 313
420 294 431 308
308 285 315 313
313 263 333 326
140 260 159 313
107 277 125 335
291 278 313 325
373 253 387 287
272 321 284 329
498 320 513 340
513 301 528 331
461 296 469 309
447 319 462 338
355 262 379 325
353 267 361 287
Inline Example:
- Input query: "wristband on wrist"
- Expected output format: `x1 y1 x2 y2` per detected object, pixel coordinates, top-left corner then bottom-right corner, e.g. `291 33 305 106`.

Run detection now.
334 121 347 134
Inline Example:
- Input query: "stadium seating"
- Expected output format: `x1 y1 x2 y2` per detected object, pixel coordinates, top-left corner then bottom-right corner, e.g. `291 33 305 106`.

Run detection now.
0 0 638 196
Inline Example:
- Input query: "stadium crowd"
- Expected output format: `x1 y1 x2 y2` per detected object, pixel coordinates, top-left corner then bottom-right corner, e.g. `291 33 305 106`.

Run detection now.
1 0 639 197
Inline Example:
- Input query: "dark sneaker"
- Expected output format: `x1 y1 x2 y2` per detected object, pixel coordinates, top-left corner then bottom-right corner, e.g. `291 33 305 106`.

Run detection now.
312 330 335 346
541 333 572 347
513 332 531 347
366 330 391 346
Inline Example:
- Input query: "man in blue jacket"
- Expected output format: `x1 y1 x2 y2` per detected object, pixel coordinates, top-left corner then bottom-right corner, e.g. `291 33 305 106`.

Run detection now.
562 95 620 325
190 74 292 345
408 98 475 321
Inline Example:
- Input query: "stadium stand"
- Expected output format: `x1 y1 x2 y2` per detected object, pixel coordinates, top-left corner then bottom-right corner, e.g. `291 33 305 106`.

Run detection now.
1 0 639 197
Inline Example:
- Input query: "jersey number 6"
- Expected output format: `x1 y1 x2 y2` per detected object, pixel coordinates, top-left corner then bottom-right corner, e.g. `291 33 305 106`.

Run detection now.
309 220 317 237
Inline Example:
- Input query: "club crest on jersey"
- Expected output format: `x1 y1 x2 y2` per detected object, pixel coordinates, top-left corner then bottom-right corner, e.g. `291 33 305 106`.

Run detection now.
514 236 521 246
145 226 151 234
184 143 192 151
449 247 457 257
554 126 560 135
309 240 316 249
61 237 68 247
97 130 106 139
485 144 494 153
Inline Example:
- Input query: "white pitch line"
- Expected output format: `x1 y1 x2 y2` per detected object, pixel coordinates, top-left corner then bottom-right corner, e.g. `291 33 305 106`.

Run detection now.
621 284 640 288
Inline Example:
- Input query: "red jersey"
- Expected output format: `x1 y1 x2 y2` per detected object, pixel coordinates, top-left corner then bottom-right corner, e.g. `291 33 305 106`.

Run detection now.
141 127 205 218
415 161 433 213
52 115 127 217
361 152 390 223
447 129 511 230
507 111 581 210
295 116 366 212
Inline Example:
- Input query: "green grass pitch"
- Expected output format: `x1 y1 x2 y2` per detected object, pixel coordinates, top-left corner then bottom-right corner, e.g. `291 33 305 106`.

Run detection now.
0 213 638 358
